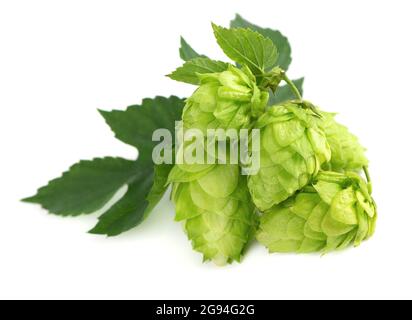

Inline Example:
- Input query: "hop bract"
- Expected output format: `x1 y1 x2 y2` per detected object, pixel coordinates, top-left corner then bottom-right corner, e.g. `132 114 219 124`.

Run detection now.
321 112 368 172
182 65 269 133
257 171 377 253
247 101 331 211
169 157 256 266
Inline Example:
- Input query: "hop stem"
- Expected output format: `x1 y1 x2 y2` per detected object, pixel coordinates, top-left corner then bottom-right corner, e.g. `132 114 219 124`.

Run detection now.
281 73 302 101
363 166 371 183
363 166 373 193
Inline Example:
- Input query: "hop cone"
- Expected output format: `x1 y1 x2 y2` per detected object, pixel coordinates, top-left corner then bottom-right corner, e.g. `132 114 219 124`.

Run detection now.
169 158 256 265
182 65 269 133
257 171 377 253
247 101 332 211
321 112 368 172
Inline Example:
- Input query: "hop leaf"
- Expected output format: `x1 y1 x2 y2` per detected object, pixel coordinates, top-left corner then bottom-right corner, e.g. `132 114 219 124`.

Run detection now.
247 101 331 211
230 14 292 71
23 157 140 217
321 112 368 172
257 171 377 253
179 36 206 61
24 96 185 236
168 58 229 85
212 23 278 75
169 160 256 265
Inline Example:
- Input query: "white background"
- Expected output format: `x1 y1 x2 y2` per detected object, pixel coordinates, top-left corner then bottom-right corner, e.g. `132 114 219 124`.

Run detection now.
1 0 411 300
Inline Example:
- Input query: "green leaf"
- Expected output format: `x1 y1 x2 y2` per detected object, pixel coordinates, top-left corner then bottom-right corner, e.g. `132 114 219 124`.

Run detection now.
89 163 173 236
25 96 185 236
212 23 278 75
168 58 229 85
99 96 184 164
231 14 292 70
144 163 173 218
269 78 304 105
179 37 205 61
89 163 155 236
23 157 139 216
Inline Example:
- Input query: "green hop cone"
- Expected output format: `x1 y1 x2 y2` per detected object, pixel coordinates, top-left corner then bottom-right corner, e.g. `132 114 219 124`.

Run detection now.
247 101 332 211
168 148 256 265
257 171 377 253
182 65 269 133
321 112 368 172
